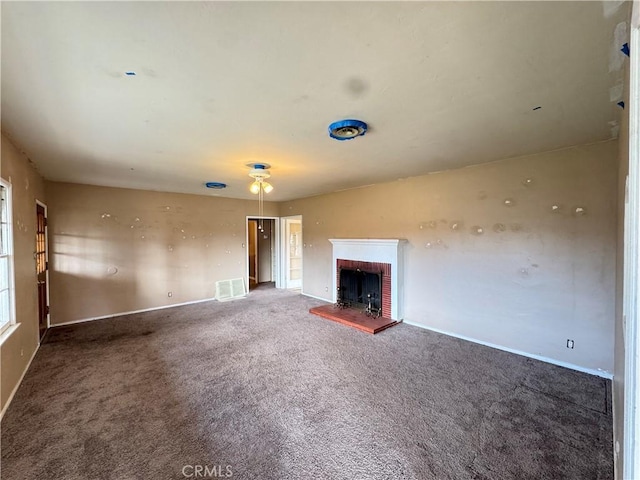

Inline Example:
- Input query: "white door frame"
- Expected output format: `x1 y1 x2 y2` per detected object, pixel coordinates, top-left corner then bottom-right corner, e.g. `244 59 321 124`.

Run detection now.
245 216 280 290
624 3 640 478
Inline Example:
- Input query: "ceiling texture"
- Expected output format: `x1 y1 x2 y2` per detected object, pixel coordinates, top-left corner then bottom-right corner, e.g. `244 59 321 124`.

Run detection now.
0 1 631 201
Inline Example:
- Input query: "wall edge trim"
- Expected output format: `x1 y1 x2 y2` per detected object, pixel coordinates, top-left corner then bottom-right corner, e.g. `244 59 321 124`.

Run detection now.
402 320 613 379
301 292 331 302
51 297 217 327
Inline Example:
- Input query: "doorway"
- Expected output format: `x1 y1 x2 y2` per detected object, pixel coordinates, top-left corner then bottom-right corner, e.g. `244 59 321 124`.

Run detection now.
247 218 276 290
35 201 49 340
282 216 302 290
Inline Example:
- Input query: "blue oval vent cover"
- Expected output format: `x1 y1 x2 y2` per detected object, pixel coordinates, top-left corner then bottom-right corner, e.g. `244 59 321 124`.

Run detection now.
328 119 368 141
205 182 227 189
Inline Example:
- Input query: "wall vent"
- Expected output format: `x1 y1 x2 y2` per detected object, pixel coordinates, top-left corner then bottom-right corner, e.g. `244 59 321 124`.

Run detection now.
215 278 247 302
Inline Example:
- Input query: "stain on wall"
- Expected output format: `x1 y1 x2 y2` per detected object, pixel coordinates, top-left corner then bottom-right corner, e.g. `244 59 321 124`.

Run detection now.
279 141 618 374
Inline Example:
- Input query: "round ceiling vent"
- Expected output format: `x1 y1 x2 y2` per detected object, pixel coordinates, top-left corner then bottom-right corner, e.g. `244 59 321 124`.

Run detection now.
205 182 227 189
328 119 368 141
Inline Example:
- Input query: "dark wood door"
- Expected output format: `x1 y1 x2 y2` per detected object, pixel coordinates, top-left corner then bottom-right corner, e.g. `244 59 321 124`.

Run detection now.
36 203 48 339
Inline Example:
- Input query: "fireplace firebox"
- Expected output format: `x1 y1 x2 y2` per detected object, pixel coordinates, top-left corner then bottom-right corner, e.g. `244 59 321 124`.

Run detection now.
336 258 392 318
338 268 383 317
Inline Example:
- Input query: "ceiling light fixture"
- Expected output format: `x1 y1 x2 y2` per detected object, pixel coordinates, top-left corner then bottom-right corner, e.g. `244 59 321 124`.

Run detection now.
247 163 273 232
328 119 368 141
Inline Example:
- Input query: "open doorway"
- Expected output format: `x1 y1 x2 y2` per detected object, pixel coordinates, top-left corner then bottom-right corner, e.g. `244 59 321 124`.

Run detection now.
247 218 276 290
281 215 302 290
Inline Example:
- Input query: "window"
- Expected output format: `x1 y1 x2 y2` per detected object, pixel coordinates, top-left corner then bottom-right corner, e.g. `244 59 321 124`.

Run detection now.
0 180 14 335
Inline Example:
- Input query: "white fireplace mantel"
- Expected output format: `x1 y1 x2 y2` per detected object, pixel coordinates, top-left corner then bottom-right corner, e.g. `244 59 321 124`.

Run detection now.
329 238 407 320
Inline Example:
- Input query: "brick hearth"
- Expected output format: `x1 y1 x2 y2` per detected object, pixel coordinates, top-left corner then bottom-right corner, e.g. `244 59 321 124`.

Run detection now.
309 304 399 334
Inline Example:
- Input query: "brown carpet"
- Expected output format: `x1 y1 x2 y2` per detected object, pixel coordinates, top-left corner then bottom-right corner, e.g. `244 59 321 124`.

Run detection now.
1 284 613 479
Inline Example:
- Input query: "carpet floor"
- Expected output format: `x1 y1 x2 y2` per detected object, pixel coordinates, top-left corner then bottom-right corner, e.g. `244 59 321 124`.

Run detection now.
1 284 613 479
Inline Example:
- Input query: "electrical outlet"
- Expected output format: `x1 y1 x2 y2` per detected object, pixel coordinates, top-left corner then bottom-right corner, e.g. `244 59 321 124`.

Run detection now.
325 286 328 292
20 348 24 357
566 339 574 349
168 292 172 298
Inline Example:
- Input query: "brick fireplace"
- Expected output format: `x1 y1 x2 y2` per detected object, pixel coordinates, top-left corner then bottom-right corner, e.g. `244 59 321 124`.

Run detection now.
330 239 406 321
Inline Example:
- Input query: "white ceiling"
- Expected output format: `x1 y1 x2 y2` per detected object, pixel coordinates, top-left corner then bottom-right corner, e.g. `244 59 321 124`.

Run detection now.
0 1 630 201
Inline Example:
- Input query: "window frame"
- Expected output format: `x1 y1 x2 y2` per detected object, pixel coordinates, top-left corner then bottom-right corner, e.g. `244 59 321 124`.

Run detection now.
0 178 16 336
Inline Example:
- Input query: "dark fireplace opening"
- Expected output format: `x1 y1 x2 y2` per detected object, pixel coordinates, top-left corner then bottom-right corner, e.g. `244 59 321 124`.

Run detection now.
338 268 382 316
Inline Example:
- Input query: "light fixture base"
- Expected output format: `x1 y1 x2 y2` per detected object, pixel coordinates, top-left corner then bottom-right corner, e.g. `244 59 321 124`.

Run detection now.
246 163 272 181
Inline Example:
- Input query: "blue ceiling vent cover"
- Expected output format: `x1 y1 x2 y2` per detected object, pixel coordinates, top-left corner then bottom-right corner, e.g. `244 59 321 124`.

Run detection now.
205 182 227 189
328 119 368 141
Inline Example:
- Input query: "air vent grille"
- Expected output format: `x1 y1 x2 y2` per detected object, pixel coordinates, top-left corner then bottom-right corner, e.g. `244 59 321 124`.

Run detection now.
215 278 247 302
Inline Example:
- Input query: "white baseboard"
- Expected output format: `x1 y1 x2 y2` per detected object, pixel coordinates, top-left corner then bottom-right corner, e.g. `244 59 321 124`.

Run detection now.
1 342 39 420
301 292 331 302
51 297 217 327
402 320 613 379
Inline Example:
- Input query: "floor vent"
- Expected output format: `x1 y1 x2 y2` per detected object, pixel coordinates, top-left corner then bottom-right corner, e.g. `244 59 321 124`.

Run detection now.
215 278 247 302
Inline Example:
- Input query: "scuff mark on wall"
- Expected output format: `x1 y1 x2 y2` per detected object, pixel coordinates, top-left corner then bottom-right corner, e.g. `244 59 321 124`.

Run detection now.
521 178 534 187
610 83 624 102
609 120 620 139
602 0 625 19
609 21 628 72
573 206 587 216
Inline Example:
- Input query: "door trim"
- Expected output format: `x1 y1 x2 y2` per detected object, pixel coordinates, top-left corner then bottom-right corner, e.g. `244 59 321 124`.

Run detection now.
35 199 50 339
280 215 302 290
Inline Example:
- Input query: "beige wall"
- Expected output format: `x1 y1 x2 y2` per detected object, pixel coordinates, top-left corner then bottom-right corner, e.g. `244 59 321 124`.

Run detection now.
280 141 618 374
46 182 277 324
0 134 46 414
